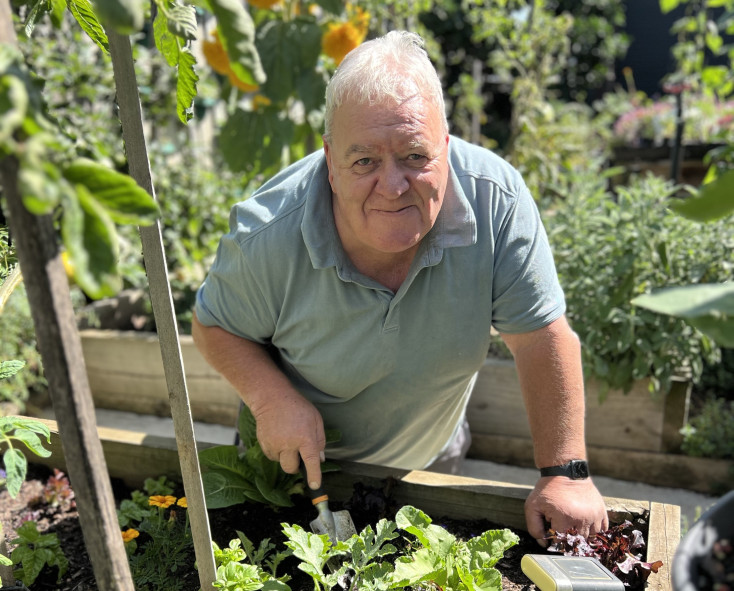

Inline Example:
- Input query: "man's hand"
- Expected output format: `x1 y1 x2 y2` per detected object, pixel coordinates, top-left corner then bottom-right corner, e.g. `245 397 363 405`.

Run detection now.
525 477 609 546
250 389 326 490
191 314 327 490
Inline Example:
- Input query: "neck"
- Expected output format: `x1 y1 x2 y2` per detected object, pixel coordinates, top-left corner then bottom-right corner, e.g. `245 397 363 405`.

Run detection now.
344 244 419 292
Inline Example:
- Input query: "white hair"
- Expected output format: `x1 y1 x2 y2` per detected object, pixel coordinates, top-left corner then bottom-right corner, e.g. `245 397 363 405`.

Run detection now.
323 30 448 139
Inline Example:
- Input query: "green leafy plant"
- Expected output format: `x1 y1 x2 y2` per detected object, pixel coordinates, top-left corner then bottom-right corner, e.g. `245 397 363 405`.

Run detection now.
281 505 519 591
0 410 52 498
8 520 68 587
199 404 342 509
0 44 160 300
0 284 47 412
680 396 734 460
117 477 194 591
212 532 292 590
547 172 732 396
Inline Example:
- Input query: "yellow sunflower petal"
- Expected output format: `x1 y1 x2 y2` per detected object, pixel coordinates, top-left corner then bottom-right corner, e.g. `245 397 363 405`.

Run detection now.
202 30 231 75
322 22 362 65
249 0 281 9
227 70 260 92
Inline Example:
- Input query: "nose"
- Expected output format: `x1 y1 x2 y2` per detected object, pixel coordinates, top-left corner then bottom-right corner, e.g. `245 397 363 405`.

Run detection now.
376 159 409 199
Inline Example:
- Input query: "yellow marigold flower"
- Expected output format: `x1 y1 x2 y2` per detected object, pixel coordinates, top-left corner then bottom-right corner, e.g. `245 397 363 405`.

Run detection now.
149 495 177 508
322 22 363 65
227 70 260 92
176 497 188 508
202 30 230 75
249 0 281 8
252 94 272 110
121 529 139 543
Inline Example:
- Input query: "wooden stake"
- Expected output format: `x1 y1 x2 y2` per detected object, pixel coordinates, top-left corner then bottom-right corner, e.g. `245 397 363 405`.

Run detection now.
106 30 217 589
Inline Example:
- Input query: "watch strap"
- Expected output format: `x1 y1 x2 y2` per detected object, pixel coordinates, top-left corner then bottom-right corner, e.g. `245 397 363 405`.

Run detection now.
539 460 589 479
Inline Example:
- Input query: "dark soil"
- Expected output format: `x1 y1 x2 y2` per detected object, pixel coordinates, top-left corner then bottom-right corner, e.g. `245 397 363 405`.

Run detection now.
1 465 540 591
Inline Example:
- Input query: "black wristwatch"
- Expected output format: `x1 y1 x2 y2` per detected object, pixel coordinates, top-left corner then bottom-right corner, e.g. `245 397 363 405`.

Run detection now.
539 460 590 480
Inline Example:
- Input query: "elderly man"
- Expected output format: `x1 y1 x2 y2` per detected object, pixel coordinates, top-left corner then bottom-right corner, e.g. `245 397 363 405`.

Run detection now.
192 30 608 544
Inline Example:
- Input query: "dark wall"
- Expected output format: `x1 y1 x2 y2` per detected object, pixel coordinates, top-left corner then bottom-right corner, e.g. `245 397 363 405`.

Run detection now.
617 1 682 97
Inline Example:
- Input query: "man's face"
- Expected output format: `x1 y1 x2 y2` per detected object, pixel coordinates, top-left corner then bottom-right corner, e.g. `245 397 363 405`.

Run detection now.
323 94 449 261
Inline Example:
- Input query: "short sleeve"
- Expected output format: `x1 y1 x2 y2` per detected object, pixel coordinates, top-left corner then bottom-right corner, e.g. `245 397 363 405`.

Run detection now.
194 231 276 343
491 182 565 334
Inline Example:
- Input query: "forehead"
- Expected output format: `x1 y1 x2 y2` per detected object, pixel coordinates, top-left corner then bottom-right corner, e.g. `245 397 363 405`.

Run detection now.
331 94 445 153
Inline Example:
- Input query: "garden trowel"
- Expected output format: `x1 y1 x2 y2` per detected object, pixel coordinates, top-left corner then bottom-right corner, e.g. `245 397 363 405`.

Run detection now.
302 465 357 570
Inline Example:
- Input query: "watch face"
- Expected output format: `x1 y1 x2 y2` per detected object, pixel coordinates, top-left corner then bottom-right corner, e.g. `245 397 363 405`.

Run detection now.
571 461 589 479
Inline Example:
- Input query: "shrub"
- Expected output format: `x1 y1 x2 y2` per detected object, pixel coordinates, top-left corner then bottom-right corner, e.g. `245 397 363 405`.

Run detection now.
680 397 734 460
546 172 733 396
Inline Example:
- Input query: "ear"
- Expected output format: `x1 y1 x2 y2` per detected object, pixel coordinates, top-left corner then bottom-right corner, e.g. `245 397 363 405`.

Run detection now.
322 137 336 190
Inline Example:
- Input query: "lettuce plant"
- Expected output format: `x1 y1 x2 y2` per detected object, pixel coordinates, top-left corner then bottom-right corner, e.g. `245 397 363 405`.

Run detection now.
199 405 340 509
547 520 663 589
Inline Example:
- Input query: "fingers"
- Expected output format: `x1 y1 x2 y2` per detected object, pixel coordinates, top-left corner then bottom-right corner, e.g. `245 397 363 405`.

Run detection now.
300 449 324 490
279 449 300 474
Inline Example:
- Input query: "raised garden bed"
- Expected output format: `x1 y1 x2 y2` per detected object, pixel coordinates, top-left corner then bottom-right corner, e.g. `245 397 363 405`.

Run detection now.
78 330 733 494
13 417 680 591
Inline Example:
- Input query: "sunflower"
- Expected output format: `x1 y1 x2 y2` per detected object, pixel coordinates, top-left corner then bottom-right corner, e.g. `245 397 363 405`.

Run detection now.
203 29 261 93
149 495 177 508
322 5 370 65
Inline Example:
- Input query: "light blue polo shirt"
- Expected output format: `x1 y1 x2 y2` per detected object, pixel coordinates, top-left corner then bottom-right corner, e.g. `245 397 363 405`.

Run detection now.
195 135 565 469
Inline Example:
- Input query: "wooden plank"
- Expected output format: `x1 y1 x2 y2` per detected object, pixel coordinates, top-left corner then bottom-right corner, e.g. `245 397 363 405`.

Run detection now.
469 358 684 453
24 421 677 589
81 330 241 425
646 502 680 591
469 433 734 495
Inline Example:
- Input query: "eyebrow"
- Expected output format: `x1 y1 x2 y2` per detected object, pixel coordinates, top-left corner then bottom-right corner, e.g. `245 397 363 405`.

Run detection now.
343 139 427 159
344 144 375 159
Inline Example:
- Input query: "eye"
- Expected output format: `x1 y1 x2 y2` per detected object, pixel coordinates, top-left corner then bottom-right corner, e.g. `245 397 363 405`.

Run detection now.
354 157 372 167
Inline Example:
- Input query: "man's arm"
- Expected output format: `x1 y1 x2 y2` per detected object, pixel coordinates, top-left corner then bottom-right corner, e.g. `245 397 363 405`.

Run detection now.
191 312 326 489
500 315 609 544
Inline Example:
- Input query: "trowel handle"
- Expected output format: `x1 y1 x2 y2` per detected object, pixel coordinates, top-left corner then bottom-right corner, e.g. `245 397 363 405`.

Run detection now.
300 461 329 505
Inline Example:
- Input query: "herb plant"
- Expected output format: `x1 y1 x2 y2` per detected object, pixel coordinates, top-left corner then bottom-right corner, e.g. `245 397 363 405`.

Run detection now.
547 521 663 589
547 172 732 396
8 521 68 587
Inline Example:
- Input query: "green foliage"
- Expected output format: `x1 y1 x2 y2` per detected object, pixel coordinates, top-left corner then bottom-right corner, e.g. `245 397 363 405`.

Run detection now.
118 477 193 591
450 0 615 200
279 505 519 591
661 0 734 97
199 407 305 509
0 43 160 300
113 146 254 332
680 396 734 459
212 532 292 590
0 284 45 412
547 172 732 395
0 414 51 498
9 521 68 586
